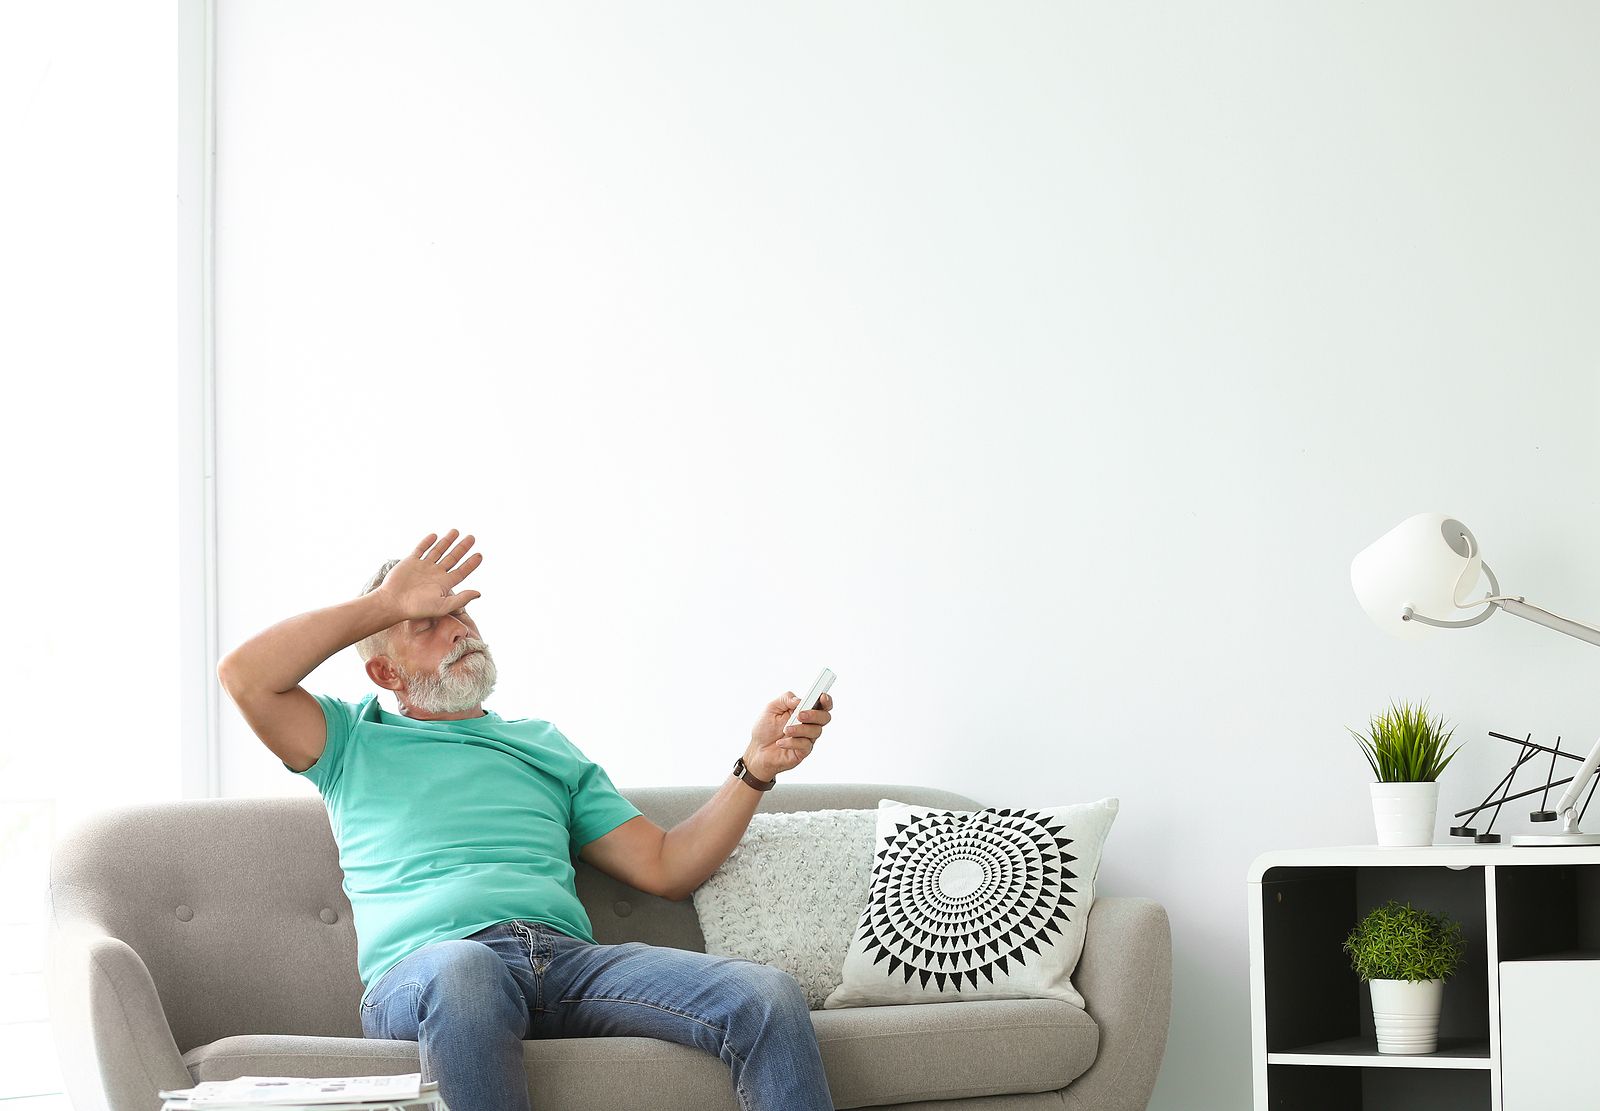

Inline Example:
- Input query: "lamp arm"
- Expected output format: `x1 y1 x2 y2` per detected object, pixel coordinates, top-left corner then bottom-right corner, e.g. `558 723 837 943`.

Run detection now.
1403 559 1503 630
1405 559 1600 647
1444 536 1600 646
1494 596 1600 650
1554 742 1600 827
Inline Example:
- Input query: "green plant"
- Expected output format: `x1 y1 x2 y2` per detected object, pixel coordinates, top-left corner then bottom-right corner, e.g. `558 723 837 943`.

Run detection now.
1349 699 1463 782
1343 900 1465 983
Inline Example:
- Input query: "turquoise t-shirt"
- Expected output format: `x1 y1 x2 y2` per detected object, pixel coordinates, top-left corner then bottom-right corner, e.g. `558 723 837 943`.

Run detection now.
288 691 644 1009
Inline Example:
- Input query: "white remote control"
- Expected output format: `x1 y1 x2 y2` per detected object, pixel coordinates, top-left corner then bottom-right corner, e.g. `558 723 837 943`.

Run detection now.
786 668 837 730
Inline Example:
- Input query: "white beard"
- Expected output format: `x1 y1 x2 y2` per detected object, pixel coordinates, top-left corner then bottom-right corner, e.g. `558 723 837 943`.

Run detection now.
400 638 498 714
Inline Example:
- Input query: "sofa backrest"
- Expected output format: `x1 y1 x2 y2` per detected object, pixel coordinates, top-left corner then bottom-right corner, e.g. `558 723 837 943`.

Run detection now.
47 782 979 1052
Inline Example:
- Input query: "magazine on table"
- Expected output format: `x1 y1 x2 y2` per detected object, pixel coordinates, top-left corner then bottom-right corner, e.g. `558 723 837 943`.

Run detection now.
158 1072 438 1106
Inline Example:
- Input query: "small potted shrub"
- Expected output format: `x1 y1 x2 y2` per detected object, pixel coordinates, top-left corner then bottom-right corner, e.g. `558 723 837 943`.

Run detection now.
1343 900 1465 1053
1349 700 1463 847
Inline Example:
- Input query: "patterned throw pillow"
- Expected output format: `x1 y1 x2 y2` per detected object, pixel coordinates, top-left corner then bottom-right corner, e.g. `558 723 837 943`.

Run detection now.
690 808 879 1009
822 796 1118 1010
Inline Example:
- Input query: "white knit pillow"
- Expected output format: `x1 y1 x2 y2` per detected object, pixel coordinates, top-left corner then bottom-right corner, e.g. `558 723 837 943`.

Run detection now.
822 796 1118 1010
690 808 878 1009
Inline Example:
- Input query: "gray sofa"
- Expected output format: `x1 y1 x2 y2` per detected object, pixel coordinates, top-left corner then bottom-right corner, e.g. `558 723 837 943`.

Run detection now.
46 783 1171 1110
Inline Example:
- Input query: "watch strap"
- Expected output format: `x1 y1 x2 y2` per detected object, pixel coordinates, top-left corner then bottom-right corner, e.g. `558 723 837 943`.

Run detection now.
732 755 775 792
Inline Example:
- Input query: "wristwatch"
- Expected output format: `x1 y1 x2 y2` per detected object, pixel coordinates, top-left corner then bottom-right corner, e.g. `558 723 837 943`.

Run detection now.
732 755 775 792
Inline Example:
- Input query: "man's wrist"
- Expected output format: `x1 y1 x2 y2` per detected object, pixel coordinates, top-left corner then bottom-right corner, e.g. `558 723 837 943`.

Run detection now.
357 588 405 629
734 754 776 790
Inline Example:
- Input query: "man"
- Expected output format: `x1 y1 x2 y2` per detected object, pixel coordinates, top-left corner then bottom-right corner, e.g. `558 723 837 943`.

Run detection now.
216 528 836 1111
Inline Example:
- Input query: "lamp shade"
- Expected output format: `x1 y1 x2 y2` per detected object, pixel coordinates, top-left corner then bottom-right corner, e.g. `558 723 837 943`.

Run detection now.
1351 512 1485 639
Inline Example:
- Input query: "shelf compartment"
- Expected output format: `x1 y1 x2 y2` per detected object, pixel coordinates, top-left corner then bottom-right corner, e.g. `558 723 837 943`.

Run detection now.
1495 863 1600 960
1267 1035 1491 1069
1259 865 1490 1054
1267 1064 1490 1110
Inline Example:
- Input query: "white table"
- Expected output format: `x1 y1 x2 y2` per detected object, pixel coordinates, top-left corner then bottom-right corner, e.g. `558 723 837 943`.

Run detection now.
161 1091 448 1111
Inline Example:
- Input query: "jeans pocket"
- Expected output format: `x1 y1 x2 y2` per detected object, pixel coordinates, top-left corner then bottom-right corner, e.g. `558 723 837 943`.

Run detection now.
359 994 384 1040
362 964 398 1010
362 981 420 1042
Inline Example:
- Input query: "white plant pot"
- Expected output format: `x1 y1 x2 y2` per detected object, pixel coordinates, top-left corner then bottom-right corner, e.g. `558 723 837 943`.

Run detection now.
1370 781 1439 847
1370 977 1444 1053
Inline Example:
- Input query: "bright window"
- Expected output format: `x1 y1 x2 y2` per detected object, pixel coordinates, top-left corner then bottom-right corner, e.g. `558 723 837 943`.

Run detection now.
0 2 180 1101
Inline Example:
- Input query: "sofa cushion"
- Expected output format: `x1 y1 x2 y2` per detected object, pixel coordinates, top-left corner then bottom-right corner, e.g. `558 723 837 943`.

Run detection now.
825 797 1118 1012
691 807 878 1009
181 997 1097 1110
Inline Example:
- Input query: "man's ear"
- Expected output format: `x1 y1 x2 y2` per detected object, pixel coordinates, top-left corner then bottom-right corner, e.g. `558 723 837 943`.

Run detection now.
365 656 403 693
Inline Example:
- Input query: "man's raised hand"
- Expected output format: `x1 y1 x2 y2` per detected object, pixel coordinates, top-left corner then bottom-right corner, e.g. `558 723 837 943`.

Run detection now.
375 529 484 621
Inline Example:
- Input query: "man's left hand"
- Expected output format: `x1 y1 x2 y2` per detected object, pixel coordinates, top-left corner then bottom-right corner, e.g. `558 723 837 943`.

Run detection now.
745 689 834 782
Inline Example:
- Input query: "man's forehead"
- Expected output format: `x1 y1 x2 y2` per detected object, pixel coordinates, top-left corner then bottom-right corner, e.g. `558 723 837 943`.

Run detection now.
404 610 475 630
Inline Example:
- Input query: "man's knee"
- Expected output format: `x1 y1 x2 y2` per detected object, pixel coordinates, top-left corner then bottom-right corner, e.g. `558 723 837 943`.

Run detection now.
735 962 813 1022
414 941 523 1014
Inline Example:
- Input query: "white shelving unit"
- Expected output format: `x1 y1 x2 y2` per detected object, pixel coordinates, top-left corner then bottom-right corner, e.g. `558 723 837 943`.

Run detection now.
1248 844 1600 1110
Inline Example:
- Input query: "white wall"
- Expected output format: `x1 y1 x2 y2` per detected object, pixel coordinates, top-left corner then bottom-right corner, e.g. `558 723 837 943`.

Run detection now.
214 4 1600 1106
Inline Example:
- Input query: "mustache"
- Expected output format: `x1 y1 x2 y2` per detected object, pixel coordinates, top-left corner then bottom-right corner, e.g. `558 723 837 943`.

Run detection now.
445 639 490 666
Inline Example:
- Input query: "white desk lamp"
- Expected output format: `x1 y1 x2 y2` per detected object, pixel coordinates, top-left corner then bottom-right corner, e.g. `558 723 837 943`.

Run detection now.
1352 512 1600 846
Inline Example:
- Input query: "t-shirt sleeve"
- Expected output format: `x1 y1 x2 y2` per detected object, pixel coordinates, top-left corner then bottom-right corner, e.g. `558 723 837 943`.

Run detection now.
564 735 644 858
285 692 360 795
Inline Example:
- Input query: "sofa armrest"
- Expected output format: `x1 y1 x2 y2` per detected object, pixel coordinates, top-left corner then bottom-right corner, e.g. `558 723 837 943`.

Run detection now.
1063 896 1172 1111
47 924 194 1111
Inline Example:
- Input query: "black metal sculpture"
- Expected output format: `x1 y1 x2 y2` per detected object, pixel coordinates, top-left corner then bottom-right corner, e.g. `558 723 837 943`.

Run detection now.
1450 731 1600 844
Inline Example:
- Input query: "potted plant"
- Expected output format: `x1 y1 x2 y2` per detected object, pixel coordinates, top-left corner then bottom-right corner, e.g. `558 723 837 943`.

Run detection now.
1343 900 1465 1053
1349 700 1463 847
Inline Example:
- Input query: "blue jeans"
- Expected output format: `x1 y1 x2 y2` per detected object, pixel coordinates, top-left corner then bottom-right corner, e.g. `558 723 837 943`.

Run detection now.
358 919 835 1111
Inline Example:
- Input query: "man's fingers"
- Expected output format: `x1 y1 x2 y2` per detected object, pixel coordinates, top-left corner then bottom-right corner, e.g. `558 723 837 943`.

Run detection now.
450 552 484 581
769 689 834 722
440 533 476 571
411 532 438 558
435 530 470 566
424 529 459 562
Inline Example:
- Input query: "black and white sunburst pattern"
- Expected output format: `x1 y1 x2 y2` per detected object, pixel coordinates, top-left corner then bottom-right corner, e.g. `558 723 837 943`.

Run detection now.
856 806 1077 994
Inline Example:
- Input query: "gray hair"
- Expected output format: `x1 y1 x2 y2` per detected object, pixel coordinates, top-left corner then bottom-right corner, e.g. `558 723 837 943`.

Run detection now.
356 558 403 664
